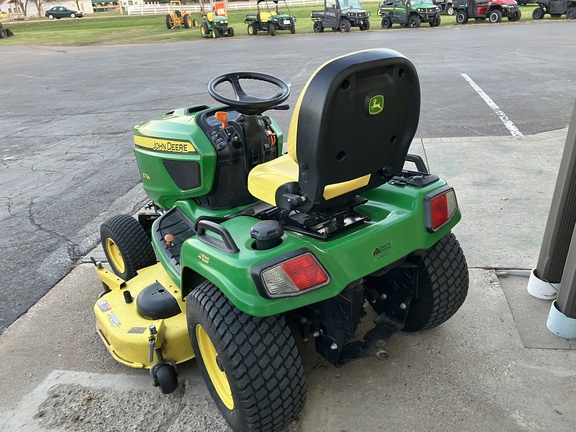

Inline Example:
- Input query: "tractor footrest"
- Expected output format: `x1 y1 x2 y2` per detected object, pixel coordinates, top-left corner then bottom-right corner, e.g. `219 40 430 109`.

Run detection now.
153 207 196 272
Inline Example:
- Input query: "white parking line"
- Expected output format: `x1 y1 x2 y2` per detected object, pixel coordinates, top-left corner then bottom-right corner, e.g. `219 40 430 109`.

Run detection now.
461 73 523 137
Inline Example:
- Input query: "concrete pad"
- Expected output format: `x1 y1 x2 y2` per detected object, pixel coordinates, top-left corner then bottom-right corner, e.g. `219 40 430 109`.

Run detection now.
2 265 576 432
498 274 576 350
413 129 567 270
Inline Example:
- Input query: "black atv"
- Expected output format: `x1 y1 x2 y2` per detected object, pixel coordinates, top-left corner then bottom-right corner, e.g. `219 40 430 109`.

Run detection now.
532 0 576 18
311 0 371 32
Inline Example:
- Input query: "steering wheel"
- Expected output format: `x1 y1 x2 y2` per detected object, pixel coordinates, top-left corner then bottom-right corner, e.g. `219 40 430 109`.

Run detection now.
208 72 290 115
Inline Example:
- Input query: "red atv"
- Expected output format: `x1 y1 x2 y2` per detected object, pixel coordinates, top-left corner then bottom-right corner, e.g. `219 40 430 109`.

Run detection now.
454 0 522 22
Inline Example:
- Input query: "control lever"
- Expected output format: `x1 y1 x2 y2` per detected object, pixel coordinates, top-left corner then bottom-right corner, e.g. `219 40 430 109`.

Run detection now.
270 104 290 111
215 111 228 129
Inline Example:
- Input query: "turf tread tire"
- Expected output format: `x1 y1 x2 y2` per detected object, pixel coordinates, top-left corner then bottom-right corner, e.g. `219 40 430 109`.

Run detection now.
187 281 307 432
100 214 156 280
403 232 469 332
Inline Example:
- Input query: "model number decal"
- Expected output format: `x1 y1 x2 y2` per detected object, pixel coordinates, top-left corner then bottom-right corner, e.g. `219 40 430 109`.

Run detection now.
198 253 210 264
134 135 196 154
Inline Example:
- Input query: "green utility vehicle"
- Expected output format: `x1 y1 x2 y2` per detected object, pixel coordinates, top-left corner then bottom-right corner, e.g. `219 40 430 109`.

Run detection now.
378 0 442 28
311 0 371 32
200 0 234 38
93 49 469 432
244 0 296 35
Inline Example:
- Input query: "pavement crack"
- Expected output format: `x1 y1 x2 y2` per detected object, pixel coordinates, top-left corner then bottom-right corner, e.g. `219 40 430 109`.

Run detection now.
26 198 82 262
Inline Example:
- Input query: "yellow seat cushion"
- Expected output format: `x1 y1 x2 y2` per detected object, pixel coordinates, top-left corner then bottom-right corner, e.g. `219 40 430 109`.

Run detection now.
248 154 298 206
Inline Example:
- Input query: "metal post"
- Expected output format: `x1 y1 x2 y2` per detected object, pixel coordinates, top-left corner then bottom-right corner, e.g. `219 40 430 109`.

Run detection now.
541 99 576 338
535 100 576 285
557 226 576 319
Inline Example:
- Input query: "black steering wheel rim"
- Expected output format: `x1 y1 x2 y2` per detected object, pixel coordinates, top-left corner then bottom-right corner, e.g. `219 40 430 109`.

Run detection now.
208 72 290 115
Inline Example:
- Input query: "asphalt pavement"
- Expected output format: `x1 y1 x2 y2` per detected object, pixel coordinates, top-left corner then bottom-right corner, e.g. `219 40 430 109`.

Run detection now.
1 127 576 432
2 18 576 432
2 21 576 331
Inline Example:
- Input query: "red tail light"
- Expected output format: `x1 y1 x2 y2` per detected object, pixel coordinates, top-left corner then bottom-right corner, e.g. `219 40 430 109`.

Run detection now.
281 254 329 291
259 252 330 298
425 186 458 232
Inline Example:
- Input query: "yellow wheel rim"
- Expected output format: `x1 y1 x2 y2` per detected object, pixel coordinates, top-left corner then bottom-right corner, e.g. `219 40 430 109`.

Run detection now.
196 324 234 410
105 238 125 274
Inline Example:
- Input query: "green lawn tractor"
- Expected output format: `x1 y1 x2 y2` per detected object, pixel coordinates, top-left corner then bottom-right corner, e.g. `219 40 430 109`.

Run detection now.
378 0 442 28
93 49 469 432
244 0 296 35
200 0 235 38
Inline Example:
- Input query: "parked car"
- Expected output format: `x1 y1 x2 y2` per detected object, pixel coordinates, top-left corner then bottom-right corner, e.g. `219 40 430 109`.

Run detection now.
45 6 85 19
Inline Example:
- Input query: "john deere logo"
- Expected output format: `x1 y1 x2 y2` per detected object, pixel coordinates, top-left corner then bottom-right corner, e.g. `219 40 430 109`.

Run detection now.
369 95 384 115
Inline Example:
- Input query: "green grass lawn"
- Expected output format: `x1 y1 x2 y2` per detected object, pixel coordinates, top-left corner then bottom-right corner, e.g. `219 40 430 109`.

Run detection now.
0 5 546 46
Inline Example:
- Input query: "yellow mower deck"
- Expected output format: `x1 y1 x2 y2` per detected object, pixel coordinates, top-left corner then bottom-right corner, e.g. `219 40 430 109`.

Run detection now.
94 263 194 369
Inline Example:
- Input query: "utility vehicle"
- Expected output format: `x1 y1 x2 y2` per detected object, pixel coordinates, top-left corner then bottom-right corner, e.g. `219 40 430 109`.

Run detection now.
311 0 371 32
453 0 521 22
532 0 576 18
200 0 235 38
244 0 296 35
378 0 442 28
93 49 469 432
166 0 198 29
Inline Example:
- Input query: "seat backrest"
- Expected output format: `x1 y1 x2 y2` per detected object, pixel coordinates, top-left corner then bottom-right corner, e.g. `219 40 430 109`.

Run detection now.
259 11 272 21
285 49 420 211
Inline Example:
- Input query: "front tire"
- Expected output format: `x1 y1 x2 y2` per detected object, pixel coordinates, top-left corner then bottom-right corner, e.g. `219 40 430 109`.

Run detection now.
187 282 307 432
166 14 174 29
339 18 351 32
402 233 469 332
508 10 521 21
489 9 502 22
100 214 156 280
429 15 441 26
408 14 421 28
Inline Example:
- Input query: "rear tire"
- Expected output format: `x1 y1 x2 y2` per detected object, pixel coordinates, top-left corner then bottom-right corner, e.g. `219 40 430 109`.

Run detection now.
248 23 257 35
187 281 307 432
456 10 468 23
567 7 576 19
183 14 192 28
532 7 544 19
381 16 392 28
313 20 324 32
100 214 156 280
402 233 469 332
